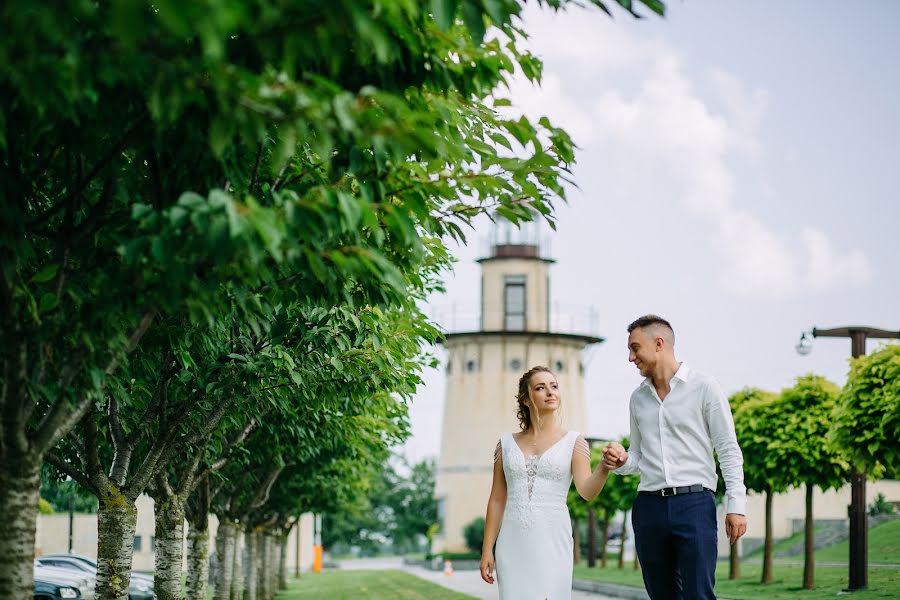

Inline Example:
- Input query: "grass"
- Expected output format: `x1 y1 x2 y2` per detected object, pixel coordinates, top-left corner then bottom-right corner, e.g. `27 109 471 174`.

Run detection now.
744 525 826 559
815 519 900 564
575 561 900 599
273 570 475 599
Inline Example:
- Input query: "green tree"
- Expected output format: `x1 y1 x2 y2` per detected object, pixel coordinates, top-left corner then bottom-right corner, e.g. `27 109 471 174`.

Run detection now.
323 456 438 556
567 484 588 564
720 388 773 580
382 458 439 553
1 0 664 596
733 389 786 584
39 464 98 514
772 375 848 590
607 438 639 570
585 444 634 568
463 517 486 554
830 344 900 476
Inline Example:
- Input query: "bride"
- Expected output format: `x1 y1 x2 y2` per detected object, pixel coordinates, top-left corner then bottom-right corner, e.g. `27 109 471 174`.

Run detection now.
479 365 624 599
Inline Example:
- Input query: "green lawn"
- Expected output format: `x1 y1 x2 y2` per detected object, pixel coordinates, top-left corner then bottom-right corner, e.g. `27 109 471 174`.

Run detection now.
575 562 900 599
743 518 900 565
744 525 826 559
815 519 900 564
274 570 475 599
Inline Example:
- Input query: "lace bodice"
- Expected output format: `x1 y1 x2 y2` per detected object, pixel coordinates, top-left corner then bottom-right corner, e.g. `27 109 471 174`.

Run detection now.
498 431 579 530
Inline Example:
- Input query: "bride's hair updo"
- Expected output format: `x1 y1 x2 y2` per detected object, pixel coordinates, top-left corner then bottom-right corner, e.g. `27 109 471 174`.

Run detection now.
516 365 555 431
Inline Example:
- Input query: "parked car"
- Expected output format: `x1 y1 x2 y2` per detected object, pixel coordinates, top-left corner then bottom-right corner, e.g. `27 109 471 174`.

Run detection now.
34 574 83 599
36 554 154 600
34 564 93 600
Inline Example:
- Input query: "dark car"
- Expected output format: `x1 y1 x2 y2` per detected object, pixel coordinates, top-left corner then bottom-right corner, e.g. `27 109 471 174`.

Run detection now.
34 576 82 599
37 554 155 600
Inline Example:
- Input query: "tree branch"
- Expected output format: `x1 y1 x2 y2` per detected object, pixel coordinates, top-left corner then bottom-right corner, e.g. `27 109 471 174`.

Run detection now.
33 310 155 455
46 451 99 496
207 418 259 474
248 142 264 195
248 465 285 513
28 116 147 228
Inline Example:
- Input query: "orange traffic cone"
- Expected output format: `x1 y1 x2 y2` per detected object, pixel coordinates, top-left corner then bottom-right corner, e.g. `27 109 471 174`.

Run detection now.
443 559 453 576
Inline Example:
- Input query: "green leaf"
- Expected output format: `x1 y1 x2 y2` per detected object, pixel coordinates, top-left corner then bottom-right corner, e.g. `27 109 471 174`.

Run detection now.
31 264 59 284
461 0 486 42
39 293 59 313
431 0 458 30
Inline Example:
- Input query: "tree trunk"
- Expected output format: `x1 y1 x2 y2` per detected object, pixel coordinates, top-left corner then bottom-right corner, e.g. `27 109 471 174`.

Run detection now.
618 513 627 569
278 531 289 590
586 508 596 568
729 538 740 579
256 530 268 600
803 484 815 590
215 519 236 599
243 528 257 600
267 533 277 598
600 518 609 568
269 533 280 596
231 529 243 600
761 489 774 584
256 531 267 600
572 517 581 565
154 499 186 600
186 518 210 599
0 454 41 599
95 488 138 600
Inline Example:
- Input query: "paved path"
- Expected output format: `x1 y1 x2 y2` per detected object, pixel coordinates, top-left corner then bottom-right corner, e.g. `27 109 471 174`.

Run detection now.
337 558 619 599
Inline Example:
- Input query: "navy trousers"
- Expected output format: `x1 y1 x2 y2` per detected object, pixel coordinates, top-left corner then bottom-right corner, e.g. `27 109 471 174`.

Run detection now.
631 489 717 600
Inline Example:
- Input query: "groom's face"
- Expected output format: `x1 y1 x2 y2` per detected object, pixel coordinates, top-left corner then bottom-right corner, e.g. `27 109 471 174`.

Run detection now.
628 328 657 377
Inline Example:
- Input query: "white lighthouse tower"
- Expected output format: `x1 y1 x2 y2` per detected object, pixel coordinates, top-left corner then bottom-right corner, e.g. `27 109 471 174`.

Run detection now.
432 221 604 552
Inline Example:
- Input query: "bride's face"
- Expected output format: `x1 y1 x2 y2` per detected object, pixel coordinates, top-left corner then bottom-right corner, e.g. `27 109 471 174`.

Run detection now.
529 371 560 414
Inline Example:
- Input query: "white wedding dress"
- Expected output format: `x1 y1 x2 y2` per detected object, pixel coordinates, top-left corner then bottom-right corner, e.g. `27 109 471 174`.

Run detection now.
495 430 580 600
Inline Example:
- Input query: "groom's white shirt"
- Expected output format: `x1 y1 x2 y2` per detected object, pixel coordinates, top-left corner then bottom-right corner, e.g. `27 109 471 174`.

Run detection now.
615 362 747 515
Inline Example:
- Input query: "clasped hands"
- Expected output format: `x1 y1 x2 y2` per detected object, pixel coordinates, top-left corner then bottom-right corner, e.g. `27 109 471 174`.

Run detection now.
601 442 628 470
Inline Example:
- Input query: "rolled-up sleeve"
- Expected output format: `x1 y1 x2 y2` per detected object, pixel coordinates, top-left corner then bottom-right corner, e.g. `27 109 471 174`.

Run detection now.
704 380 746 515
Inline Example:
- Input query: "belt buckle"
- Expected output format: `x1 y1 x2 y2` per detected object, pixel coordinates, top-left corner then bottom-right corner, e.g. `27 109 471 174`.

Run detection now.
660 488 669 497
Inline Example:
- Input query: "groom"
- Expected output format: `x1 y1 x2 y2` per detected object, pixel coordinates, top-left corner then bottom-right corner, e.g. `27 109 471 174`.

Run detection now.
603 315 747 600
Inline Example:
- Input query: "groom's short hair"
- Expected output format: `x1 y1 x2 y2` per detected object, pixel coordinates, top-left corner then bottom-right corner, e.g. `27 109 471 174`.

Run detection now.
628 314 675 346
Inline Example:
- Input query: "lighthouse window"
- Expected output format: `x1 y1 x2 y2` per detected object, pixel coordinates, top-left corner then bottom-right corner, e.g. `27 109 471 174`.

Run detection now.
509 358 523 371
555 360 565 372
504 275 526 331
466 359 478 372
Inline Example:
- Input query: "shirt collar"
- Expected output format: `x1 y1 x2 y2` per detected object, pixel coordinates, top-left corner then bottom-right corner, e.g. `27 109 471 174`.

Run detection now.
640 362 690 389
672 362 691 383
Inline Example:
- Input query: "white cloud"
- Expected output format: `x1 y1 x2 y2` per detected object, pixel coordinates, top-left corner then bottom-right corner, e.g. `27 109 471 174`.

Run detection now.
511 7 873 299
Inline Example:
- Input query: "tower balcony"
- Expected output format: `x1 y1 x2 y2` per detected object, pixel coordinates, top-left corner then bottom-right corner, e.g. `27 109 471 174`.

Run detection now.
429 303 604 345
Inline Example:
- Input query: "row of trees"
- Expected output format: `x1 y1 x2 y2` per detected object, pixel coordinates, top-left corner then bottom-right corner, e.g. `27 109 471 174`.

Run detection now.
0 1 665 598
567 441 640 570
731 344 899 590
323 456 438 557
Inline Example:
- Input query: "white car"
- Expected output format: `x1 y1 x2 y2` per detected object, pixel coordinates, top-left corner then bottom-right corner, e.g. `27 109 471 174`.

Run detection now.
34 564 92 599
36 554 154 600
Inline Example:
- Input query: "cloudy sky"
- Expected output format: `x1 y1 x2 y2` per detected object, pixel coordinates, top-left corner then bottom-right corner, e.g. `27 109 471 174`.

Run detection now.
399 1 900 462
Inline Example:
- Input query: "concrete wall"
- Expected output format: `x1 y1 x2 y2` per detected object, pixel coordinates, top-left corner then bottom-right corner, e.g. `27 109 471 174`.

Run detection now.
36 495 316 575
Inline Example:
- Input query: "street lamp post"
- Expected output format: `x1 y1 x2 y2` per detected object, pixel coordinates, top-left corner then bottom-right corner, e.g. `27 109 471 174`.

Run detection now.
796 325 900 592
